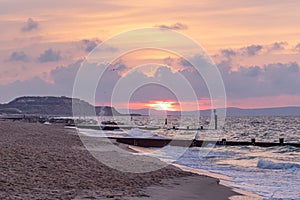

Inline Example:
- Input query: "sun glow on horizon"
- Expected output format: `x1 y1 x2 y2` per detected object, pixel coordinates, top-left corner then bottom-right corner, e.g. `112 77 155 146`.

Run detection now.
97 99 215 111
145 101 178 111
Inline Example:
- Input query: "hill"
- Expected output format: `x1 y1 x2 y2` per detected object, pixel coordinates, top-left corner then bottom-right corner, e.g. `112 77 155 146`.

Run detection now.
0 96 121 116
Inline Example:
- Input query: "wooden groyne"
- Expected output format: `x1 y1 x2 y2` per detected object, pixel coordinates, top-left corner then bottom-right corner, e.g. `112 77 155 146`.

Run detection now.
112 137 300 148
0 115 75 125
76 124 205 131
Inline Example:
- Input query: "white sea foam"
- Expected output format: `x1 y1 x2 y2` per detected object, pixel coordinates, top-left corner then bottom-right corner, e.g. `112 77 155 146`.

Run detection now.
262 198 300 200
257 159 300 170
127 128 155 138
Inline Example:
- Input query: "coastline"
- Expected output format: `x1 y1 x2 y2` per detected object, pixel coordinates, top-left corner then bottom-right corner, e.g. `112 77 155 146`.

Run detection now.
1 121 240 199
171 164 262 200
129 146 262 200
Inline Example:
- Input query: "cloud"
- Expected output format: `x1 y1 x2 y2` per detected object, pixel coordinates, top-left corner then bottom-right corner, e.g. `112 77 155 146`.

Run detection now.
217 42 288 61
0 77 56 103
219 61 300 98
0 57 299 108
178 58 193 68
109 60 300 105
50 60 82 90
220 49 236 58
81 39 101 52
162 56 193 70
295 43 300 52
242 45 263 56
8 51 29 62
268 42 287 51
0 60 82 102
38 49 61 63
155 23 188 30
80 39 118 54
240 66 261 77
21 18 39 32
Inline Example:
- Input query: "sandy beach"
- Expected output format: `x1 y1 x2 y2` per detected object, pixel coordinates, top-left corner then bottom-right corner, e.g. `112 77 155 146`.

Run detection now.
0 121 239 200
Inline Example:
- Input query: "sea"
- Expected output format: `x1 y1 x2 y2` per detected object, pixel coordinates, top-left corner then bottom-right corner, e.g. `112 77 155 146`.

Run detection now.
77 116 300 200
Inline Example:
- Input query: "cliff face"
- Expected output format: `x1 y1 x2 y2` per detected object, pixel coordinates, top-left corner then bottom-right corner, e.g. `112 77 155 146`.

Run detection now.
0 96 120 116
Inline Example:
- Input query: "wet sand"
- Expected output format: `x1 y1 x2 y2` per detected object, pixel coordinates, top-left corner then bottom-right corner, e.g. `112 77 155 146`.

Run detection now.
0 121 239 199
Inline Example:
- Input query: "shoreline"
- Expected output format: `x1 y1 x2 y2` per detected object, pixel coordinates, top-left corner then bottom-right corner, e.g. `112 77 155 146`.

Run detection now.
128 146 262 200
1 121 240 199
171 164 262 200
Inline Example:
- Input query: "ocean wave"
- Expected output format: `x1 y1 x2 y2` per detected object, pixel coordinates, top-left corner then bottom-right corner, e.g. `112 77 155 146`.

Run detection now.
262 197 300 200
257 159 300 170
126 128 164 138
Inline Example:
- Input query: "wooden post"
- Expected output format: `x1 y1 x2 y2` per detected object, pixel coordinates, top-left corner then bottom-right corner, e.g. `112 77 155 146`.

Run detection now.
214 109 217 130
165 118 168 125
279 138 284 145
192 139 196 147
222 138 226 145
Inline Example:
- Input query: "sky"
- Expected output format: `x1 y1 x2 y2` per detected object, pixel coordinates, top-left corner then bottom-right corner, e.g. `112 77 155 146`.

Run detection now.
0 0 300 110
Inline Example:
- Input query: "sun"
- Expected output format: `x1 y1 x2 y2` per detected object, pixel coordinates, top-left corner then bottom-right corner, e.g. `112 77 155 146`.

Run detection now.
146 101 177 111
